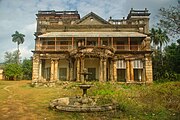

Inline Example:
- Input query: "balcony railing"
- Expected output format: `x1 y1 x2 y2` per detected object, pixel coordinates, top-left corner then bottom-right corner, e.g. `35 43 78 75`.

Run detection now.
40 44 142 51
41 45 72 51
113 45 141 51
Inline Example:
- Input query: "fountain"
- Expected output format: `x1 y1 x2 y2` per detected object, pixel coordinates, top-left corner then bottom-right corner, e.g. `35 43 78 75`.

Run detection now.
78 68 93 97
49 68 117 112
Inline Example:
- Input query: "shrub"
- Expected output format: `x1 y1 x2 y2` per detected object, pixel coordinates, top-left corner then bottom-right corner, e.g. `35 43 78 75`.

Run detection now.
4 63 23 80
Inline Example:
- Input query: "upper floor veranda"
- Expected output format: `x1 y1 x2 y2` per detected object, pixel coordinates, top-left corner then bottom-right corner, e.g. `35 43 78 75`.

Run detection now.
34 32 151 53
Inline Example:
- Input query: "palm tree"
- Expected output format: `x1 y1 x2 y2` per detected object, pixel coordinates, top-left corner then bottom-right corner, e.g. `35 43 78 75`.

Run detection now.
150 28 159 49
150 28 169 52
150 28 169 65
156 28 169 52
12 31 25 64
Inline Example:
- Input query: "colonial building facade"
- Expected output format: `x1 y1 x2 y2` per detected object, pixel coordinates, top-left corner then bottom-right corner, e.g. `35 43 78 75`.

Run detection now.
32 8 153 84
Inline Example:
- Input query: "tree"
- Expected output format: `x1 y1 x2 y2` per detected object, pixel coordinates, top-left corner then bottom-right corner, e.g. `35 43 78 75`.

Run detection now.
157 1 180 37
164 40 180 74
22 58 32 80
11 31 25 64
4 63 23 80
150 28 169 52
4 50 19 64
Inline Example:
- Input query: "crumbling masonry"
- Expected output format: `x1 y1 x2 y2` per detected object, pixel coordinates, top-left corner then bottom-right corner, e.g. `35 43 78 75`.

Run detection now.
32 8 153 84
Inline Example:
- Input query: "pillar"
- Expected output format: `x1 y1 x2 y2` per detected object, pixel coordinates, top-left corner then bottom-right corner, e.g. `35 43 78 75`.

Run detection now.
39 59 42 81
32 54 40 83
113 60 117 82
50 60 54 81
103 59 107 82
126 60 130 82
69 59 73 81
110 60 113 81
99 58 103 82
80 57 84 82
54 60 58 81
145 55 153 83
142 60 146 82
130 60 134 82
76 58 80 82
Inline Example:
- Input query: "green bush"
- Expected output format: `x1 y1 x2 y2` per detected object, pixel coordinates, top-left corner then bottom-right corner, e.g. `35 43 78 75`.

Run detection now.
4 63 23 80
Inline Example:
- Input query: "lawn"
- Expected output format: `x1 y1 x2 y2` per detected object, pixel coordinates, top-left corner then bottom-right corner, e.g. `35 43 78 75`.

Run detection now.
0 80 179 120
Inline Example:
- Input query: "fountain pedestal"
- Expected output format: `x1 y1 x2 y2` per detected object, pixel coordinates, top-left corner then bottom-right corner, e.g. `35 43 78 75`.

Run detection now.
78 68 92 97
79 84 92 97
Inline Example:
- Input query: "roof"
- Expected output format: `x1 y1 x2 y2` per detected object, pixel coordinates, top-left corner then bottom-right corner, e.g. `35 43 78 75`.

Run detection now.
39 32 147 38
76 12 110 24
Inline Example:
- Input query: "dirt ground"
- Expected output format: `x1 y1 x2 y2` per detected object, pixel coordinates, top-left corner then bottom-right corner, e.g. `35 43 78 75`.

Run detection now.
0 80 113 120
0 81 76 120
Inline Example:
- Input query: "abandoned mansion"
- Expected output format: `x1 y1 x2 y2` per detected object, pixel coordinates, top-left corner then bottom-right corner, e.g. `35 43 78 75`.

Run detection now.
32 8 153 84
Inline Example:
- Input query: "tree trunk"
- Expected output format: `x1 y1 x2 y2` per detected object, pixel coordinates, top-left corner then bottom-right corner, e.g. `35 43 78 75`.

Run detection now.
17 44 20 64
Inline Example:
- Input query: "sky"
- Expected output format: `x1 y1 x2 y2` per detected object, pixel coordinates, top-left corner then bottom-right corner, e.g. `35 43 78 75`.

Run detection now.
0 0 178 63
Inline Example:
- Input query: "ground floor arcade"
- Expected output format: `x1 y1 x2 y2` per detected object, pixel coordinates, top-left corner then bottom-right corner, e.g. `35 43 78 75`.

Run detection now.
32 52 153 84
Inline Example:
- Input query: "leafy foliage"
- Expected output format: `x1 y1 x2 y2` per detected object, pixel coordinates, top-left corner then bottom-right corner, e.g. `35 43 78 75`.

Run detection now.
150 28 169 51
3 63 23 80
157 1 180 37
3 51 32 80
4 50 19 64
152 40 180 81
11 31 25 64
22 58 32 80
12 31 25 46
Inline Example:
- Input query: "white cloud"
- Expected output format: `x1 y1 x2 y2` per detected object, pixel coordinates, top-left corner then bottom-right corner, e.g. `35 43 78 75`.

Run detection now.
0 0 178 63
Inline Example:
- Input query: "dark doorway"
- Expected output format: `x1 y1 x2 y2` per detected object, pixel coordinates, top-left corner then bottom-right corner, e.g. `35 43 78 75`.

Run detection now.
59 68 67 80
87 68 96 81
117 69 126 82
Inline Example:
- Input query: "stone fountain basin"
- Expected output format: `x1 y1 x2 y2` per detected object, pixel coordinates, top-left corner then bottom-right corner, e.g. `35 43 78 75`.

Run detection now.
78 84 93 89
49 97 117 112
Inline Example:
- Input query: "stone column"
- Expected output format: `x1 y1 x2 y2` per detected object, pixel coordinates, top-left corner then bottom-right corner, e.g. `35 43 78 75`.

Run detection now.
130 60 134 82
32 54 39 83
99 57 103 82
145 55 153 83
39 59 42 81
113 60 117 82
54 60 58 81
109 60 113 81
142 60 146 82
50 60 54 81
103 58 107 82
76 58 80 82
126 60 130 82
80 57 84 82
69 59 73 81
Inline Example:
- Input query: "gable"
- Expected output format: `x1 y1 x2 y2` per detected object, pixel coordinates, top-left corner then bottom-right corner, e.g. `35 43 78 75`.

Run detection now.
76 12 109 25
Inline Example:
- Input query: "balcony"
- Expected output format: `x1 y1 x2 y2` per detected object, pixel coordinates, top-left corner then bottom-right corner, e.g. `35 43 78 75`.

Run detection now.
113 45 141 51
41 45 72 51
40 44 144 52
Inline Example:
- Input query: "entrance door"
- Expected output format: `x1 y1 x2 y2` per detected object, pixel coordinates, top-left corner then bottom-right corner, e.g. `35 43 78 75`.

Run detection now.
59 68 67 80
117 69 126 82
134 69 142 81
45 67 51 80
88 68 96 81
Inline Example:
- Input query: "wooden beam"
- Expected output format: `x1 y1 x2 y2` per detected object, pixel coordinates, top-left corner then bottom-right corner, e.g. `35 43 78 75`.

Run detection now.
98 37 100 47
111 37 114 47
72 37 74 49
128 37 130 50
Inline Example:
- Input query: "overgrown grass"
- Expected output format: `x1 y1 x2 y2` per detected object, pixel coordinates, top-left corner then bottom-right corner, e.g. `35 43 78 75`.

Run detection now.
0 80 179 120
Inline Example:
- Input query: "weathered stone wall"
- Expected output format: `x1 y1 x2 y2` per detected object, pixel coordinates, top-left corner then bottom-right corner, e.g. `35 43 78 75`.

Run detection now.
145 54 153 83
32 54 40 83
0 69 4 80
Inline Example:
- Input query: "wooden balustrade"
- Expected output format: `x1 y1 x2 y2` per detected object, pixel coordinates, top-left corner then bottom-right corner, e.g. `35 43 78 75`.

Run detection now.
40 44 142 51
